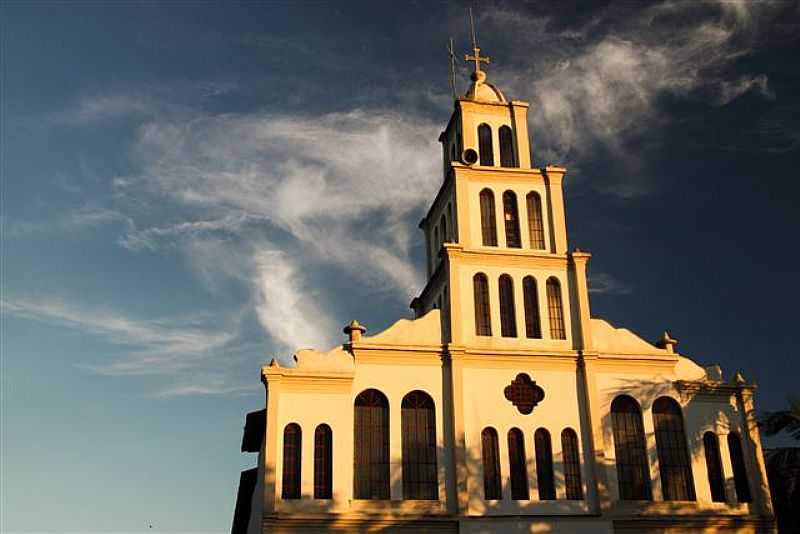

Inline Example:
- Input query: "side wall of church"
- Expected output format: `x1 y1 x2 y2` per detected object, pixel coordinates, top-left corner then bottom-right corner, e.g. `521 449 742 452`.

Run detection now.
593 365 763 514
268 350 449 515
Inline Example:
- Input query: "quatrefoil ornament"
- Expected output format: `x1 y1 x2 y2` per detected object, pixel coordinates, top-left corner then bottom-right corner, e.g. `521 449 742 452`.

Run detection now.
504 373 545 415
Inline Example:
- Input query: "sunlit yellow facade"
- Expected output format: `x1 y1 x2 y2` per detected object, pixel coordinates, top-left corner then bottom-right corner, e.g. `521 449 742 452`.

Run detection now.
232 59 776 534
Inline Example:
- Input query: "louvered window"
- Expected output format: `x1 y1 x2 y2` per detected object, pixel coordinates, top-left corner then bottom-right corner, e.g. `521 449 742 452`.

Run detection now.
314 424 332 499
479 189 497 246
401 391 438 500
546 277 566 340
353 389 390 499
562 428 583 500
526 192 545 249
611 395 652 500
535 428 556 500
478 123 494 166
481 427 502 499
499 125 515 167
703 432 726 503
653 397 695 501
503 191 521 248
498 275 517 337
728 432 752 503
281 423 302 499
522 276 542 339
473 273 492 336
508 428 529 500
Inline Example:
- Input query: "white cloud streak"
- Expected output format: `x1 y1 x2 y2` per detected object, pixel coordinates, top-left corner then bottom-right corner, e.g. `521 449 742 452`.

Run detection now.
252 249 337 352
1 298 238 376
126 109 439 297
483 1 781 194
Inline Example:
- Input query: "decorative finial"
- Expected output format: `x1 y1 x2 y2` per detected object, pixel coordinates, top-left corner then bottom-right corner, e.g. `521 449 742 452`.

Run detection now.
268 357 280 368
344 320 367 343
465 8 490 81
733 371 747 385
656 330 678 354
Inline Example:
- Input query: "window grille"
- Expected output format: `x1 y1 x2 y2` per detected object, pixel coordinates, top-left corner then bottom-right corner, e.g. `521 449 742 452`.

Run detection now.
508 428 529 500
546 277 566 340
499 125 515 167
522 276 542 339
728 432 752 503
353 389 390 499
313 424 333 499
481 427 502 500
498 275 517 337
562 428 583 500
703 431 726 503
502 191 521 248
401 391 438 500
526 192 545 249
611 395 652 500
281 423 302 499
478 123 494 166
653 397 695 501
535 428 556 500
479 189 497 246
473 274 492 336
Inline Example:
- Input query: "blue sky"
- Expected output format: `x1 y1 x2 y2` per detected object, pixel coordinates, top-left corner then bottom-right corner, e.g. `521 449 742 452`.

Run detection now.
2 1 799 532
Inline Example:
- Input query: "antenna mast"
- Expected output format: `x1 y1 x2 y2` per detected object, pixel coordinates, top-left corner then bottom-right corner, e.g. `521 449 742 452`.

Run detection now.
447 38 457 100
469 7 477 50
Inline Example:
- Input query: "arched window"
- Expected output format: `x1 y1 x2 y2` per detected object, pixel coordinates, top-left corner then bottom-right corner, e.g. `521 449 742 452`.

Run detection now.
401 391 438 500
473 273 492 336
562 428 583 500
478 123 494 166
353 389 390 499
703 432 726 503
499 125 515 167
546 277 566 340
508 428 529 500
653 397 695 501
522 276 542 339
440 214 448 244
526 192 545 249
535 428 556 500
502 191 521 248
481 427 502 500
479 189 497 246
727 432 752 503
314 424 333 499
498 274 517 337
611 395 651 500
282 423 302 499
447 204 454 242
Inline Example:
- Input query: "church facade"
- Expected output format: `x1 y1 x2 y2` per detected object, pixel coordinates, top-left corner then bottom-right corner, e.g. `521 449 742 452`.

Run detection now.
232 48 776 534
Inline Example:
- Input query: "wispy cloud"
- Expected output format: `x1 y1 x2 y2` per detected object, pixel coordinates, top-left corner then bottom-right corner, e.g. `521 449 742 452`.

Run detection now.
125 108 438 297
46 94 154 125
482 0 784 195
252 249 337 352
155 382 259 398
1 298 239 376
588 272 634 296
7 206 134 238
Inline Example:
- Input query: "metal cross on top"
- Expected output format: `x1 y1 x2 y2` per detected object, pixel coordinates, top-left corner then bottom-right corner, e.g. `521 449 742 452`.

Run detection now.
465 8 490 75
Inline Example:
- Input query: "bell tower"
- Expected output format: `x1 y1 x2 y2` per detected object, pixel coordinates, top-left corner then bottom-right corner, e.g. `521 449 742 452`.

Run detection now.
412 39 594 355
